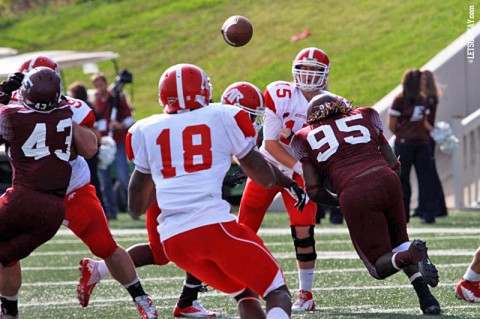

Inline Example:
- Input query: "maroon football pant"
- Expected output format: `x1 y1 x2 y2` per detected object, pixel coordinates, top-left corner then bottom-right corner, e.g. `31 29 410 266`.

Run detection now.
0 185 65 266
339 167 409 277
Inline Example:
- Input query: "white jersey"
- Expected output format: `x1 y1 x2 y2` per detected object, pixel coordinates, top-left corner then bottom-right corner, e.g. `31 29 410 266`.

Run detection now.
127 103 256 241
260 81 346 176
64 97 97 194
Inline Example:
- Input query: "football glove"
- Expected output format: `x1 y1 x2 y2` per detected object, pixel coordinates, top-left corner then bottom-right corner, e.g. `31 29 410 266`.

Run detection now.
0 72 24 94
289 182 306 212
223 169 247 188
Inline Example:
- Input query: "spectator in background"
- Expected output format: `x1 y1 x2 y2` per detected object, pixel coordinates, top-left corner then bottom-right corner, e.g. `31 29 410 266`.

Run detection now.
388 69 436 224
416 70 448 218
91 73 135 220
68 81 105 212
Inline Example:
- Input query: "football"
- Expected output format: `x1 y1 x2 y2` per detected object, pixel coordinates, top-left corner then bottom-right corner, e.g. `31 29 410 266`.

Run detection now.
221 15 253 47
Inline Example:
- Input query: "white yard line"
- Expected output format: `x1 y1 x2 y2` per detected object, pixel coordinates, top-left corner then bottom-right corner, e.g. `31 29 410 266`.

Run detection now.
53 227 480 237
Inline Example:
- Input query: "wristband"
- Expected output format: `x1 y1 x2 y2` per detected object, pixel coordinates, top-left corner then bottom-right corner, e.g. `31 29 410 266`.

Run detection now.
292 161 302 175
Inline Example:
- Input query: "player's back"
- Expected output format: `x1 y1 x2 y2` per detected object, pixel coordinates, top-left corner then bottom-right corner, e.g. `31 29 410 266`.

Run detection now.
0 104 73 194
300 107 387 194
129 103 255 241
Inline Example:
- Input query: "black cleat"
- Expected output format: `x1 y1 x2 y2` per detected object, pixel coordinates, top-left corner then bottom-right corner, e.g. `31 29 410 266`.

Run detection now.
412 239 440 287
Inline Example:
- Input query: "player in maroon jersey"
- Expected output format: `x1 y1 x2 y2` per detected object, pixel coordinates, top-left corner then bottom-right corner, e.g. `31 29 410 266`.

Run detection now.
0 67 98 319
291 93 442 315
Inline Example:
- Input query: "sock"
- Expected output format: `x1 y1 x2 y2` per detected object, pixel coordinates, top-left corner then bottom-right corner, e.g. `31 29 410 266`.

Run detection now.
178 283 200 308
464 268 480 282
124 277 147 301
409 272 422 283
97 260 110 280
0 295 18 316
266 307 289 319
411 276 431 299
298 268 314 292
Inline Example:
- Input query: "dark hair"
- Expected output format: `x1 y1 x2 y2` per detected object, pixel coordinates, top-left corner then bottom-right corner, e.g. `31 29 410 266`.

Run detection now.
401 68 424 105
68 81 89 102
421 70 440 99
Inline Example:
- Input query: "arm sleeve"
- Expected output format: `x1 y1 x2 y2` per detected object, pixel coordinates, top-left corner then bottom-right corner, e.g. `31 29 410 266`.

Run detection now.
388 96 402 117
363 107 384 135
223 108 255 160
127 122 150 173
0 106 13 144
263 108 283 141
290 133 309 162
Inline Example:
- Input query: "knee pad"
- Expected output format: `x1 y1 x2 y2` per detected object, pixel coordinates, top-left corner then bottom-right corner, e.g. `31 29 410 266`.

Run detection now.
291 226 317 262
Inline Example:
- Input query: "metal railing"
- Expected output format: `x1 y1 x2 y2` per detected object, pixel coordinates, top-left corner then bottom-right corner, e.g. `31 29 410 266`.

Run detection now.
452 107 480 210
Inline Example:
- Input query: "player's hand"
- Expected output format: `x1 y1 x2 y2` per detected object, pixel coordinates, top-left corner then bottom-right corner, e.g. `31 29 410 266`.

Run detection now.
223 169 247 188
290 182 306 212
1 72 24 94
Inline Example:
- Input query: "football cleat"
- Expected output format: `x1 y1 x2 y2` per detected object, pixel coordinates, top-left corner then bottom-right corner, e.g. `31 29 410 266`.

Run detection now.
410 239 440 287
135 295 158 319
456 279 480 303
77 258 100 307
291 289 315 312
173 300 221 318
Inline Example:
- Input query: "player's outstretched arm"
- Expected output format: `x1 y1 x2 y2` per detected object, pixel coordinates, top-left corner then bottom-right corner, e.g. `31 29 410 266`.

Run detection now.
238 148 276 189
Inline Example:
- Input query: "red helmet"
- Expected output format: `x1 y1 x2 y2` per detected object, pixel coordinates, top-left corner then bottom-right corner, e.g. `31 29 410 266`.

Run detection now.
292 47 330 91
18 55 61 76
221 81 265 131
158 64 211 114
19 67 62 112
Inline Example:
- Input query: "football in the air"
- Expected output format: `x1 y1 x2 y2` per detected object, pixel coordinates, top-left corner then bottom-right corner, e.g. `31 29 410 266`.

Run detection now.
221 15 253 47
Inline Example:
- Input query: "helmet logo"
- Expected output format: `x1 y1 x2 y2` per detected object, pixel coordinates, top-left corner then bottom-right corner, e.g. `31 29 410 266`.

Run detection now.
22 78 33 92
225 88 244 105
167 97 178 106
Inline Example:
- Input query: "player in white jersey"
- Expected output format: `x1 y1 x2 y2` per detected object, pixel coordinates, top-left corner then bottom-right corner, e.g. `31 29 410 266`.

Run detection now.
127 63 292 319
238 47 349 312
0 56 158 319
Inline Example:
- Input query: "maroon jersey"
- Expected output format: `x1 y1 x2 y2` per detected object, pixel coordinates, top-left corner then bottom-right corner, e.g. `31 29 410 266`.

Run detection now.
0 104 73 194
388 94 429 144
291 107 387 194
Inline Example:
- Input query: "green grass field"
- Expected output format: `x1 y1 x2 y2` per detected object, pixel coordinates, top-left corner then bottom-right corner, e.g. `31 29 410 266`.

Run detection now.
17 210 480 318
0 0 474 119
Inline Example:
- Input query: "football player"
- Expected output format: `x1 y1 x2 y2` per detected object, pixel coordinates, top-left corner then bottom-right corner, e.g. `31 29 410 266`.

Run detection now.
237 47 336 312
1 56 158 319
456 247 480 303
78 81 305 318
291 93 442 315
127 63 292 319
0 67 96 319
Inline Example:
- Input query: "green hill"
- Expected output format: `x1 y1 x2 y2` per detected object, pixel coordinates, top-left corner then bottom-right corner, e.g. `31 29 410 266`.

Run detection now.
0 0 474 119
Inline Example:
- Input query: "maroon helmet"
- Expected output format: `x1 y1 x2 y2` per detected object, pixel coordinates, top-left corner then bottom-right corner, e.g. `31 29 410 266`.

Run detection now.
19 67 61 112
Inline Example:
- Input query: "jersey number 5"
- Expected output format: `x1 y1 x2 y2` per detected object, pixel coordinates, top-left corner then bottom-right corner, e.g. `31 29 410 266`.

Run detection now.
157 124 213 178
307 113 371 162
